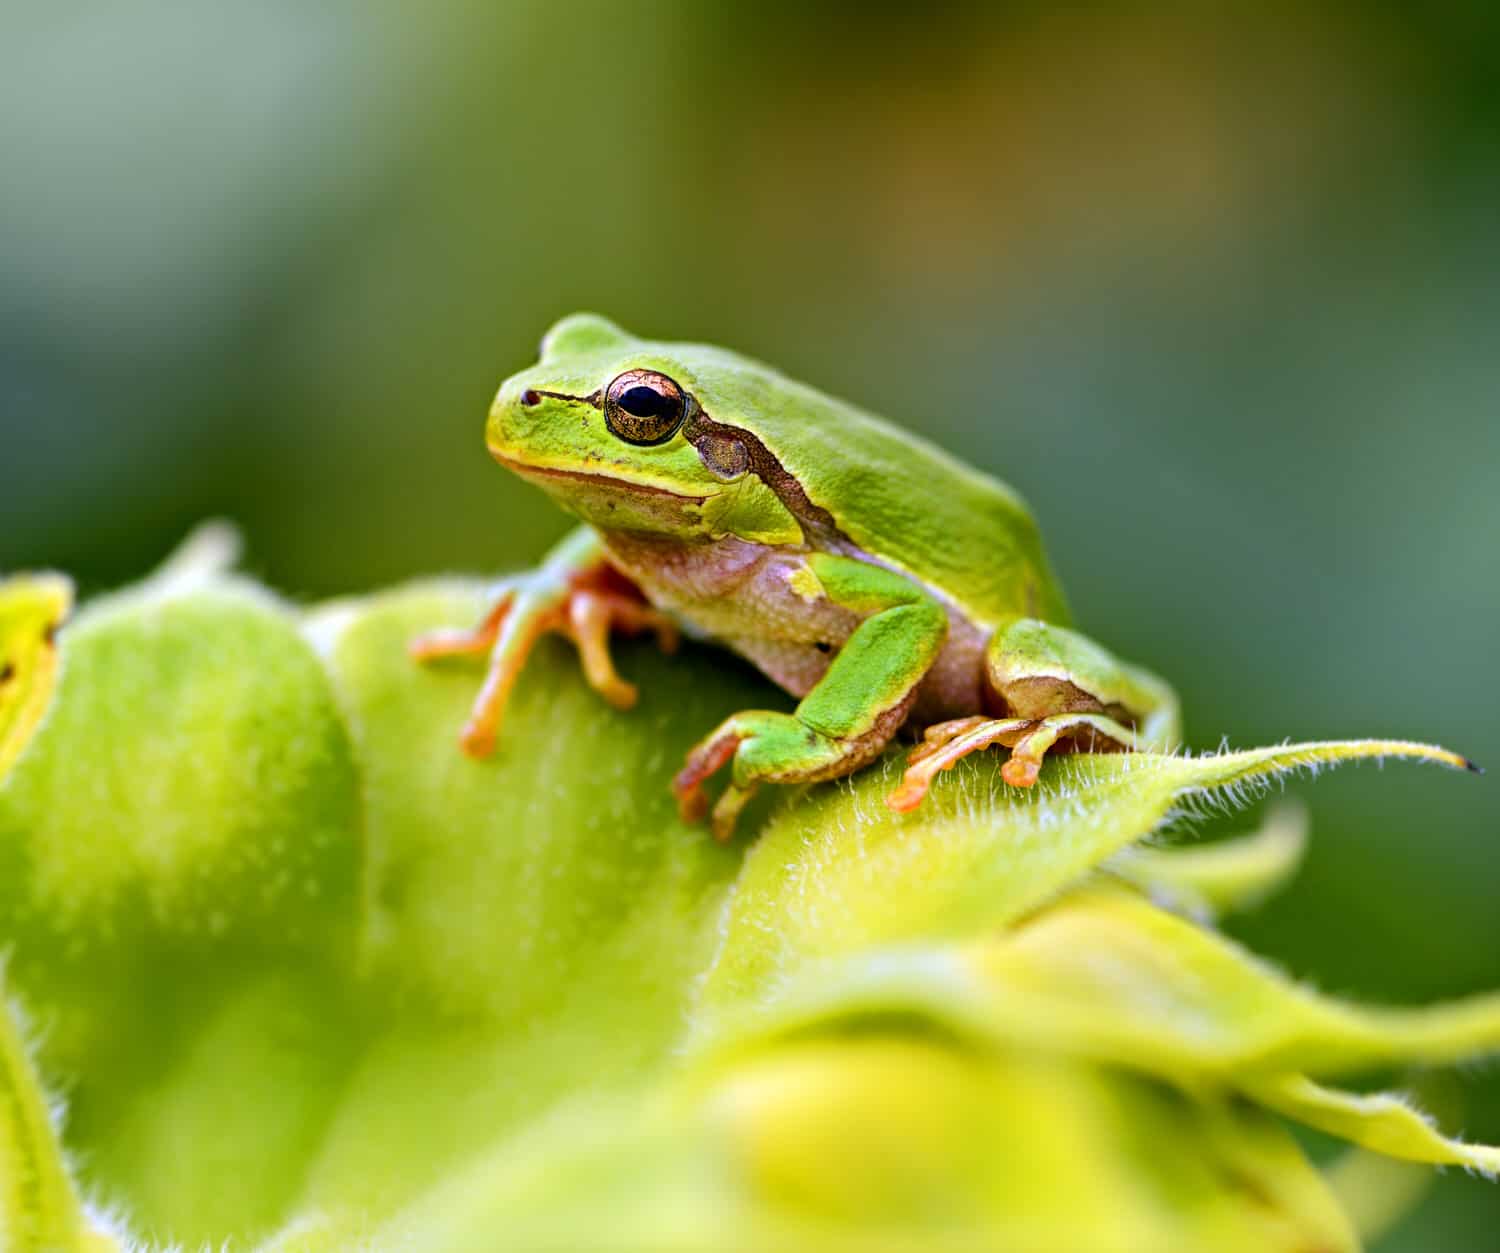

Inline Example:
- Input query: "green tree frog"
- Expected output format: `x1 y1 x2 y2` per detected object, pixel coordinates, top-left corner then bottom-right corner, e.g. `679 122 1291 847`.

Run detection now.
413 315 1178 839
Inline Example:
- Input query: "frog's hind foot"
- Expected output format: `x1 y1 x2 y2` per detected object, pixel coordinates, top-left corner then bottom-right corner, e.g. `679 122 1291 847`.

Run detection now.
886 717 1033 811
1000 713 1144 787
885 713 1147 811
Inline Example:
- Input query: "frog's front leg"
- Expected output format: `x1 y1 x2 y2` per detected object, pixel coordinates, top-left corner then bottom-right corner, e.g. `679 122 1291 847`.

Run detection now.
673 554 948 841
409 526 677 756
888 617 1179 809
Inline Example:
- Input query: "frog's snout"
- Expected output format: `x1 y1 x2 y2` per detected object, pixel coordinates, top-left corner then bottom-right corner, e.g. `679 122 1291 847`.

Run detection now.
486 385 524 458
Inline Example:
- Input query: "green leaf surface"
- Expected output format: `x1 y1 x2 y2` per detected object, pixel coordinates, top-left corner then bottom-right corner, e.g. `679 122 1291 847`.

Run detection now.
0 557 1491 1250
696 740 1468 1013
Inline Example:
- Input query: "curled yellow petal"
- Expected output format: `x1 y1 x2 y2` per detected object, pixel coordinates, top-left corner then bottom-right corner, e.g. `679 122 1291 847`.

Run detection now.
0 574 72 784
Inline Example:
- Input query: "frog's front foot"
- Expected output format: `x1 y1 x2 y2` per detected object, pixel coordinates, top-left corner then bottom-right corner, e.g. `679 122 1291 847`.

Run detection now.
410 565 677 758
886 713 1147 812
673 722 750 839
674 710 888 842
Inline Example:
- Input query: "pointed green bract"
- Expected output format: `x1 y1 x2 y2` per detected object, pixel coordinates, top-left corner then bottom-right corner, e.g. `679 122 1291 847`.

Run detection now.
1248 1073 1500 1176
0 982 118 1251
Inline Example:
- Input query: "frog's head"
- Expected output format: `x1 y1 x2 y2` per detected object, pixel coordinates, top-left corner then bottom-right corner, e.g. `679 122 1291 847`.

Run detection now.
486 314 806 545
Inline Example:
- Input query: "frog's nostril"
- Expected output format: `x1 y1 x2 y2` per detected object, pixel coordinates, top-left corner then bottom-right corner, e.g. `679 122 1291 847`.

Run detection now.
520 389 541 407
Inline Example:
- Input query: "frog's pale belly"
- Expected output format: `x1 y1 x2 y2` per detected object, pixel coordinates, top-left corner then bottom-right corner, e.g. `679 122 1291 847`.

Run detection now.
599 530 988 725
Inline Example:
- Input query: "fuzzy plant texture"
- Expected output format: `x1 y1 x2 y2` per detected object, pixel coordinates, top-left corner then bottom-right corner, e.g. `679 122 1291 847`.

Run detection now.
0 529 1496 1253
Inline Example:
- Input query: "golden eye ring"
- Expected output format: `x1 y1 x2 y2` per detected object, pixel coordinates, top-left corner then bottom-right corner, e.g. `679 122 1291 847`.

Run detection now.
604 370 687 445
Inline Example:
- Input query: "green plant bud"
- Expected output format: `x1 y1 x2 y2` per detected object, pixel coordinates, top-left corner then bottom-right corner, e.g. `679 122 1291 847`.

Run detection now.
0 547 1491 1250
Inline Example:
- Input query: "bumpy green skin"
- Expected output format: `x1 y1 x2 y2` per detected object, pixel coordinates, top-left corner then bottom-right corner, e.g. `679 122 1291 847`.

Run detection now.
466 314 1178 833
495 316 1069 625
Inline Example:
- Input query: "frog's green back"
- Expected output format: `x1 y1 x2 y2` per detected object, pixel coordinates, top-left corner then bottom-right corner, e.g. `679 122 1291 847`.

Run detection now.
675 344 1073 627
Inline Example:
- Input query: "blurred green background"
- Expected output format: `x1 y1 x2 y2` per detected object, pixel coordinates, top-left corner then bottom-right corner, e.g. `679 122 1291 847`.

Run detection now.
2 3 1496 1247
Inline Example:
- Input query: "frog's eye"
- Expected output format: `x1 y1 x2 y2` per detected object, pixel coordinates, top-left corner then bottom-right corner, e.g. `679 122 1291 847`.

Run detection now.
604 370 686 446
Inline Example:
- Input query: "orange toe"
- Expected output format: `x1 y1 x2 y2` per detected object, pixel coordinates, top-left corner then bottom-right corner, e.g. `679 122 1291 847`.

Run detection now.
1000 756 1041 788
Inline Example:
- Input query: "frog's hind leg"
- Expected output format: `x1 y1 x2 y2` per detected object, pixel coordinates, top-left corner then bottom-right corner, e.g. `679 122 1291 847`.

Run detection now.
987 616 1178 756
887 617 1177 810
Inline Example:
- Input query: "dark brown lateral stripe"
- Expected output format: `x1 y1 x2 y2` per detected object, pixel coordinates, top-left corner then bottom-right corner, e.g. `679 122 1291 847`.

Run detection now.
683 399 850 546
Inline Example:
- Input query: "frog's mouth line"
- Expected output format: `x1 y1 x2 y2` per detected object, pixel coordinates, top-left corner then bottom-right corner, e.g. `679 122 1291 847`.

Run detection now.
489 450 706 504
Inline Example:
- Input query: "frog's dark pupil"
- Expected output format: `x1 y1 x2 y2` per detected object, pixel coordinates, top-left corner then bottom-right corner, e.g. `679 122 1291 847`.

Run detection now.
619 385 673 419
